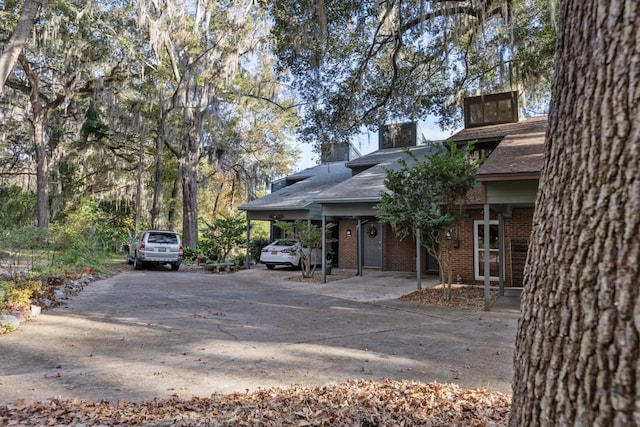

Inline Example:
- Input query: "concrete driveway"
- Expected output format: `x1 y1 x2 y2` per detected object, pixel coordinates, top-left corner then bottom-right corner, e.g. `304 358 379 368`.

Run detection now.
0 267 520 404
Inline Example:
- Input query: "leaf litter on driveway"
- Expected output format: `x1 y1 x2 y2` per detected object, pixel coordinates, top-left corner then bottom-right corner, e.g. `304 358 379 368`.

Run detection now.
1 379 510 426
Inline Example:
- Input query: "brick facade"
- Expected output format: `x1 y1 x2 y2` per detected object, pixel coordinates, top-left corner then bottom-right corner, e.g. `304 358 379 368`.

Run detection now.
337 219 359 269
336 207 534 286
448 207 533 286
382 224 423 272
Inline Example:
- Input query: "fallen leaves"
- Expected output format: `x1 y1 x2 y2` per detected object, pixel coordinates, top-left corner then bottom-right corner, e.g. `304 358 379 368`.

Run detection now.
400 285 500 310
0 379 511 426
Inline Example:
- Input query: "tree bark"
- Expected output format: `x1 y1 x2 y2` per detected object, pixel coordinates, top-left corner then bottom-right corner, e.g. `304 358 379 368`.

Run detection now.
32 111 49 229
510 1 640 426
0 0 46 95
20 55 50 229
180 113 201 247
150 104 166 230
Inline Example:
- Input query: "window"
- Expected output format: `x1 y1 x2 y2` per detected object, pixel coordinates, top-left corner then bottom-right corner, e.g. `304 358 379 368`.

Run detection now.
473 220 501 281
464 92 518 128
468 146 497 162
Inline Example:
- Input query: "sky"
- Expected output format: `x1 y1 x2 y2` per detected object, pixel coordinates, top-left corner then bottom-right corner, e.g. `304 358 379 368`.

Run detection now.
289 115 460 171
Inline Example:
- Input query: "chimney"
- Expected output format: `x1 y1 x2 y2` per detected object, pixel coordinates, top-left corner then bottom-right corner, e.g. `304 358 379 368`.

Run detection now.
378 122 420 149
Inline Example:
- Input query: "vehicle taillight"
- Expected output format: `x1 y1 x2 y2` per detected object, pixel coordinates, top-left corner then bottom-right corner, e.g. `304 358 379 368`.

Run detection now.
280 249 290 253
262 248 269 252
139 242 145 249
179 244 183 252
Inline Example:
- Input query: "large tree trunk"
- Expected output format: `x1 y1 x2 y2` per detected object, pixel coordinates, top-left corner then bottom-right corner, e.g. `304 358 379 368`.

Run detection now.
33 112 49 229
150 106 166 230
0 0 46 94
180 134 199 247
510 1 640 426
21 55 50 229
167 175 179 231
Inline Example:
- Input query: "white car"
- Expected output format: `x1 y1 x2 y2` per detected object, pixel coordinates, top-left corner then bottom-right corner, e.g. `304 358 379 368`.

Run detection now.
260 239 321 270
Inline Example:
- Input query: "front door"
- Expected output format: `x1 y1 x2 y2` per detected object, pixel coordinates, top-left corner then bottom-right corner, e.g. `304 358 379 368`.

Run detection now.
363 222 382 267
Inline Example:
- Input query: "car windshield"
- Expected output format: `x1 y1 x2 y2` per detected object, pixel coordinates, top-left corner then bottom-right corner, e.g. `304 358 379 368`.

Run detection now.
273 239 297 247
148 233 178 244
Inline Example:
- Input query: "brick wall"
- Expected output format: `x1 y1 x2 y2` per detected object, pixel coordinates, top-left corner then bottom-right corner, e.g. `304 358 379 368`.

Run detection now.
336 207 534 285
337 208 533 280
338 219 359 269
449 207 534 286
383 223 421 272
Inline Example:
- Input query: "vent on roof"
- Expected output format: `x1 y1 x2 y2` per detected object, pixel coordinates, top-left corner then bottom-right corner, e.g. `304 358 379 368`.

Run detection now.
378 122 422 149
464 91 519 128
321 142 361 163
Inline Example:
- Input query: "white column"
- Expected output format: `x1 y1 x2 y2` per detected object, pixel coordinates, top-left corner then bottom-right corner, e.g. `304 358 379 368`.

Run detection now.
483 204 491 311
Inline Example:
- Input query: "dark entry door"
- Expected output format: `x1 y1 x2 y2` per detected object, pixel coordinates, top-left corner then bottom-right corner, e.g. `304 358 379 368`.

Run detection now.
363 222 382 267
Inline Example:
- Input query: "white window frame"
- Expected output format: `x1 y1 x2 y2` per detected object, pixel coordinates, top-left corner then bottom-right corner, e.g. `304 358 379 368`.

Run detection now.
473 220 501 281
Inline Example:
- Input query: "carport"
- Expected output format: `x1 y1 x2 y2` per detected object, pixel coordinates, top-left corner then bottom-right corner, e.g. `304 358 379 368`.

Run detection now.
238 162 352 282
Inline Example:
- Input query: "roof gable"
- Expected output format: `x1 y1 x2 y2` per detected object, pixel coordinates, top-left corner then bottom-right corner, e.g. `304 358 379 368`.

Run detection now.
474 117 547 180
450 116 547 145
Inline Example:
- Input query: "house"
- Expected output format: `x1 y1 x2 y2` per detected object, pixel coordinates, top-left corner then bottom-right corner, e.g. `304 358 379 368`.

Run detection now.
239 93 547 288
239 122 441 276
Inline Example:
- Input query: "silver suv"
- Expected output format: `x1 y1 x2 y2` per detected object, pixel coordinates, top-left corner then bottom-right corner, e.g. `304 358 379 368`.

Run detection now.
128 230 183 271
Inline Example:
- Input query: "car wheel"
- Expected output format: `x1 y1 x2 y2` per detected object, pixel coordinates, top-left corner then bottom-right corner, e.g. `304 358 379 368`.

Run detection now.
171 263 180 271
133 255 144 270
266 264 275 270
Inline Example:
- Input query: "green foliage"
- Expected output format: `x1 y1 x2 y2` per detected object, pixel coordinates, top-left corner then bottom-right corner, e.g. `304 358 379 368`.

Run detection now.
49 199 124 270
268 0 556 146
0 226 52 281
229 253 247 267
0 185 36 228
250 237 272 263
182 246 200 263
79 102 109 144
200 214 247 262
377 142 480 295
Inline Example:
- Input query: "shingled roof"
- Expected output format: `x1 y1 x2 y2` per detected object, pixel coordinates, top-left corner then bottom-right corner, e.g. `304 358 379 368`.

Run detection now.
476 131 546 180
315 145 437 203
238 162 352 211
456 116 548 181
451 116 547 144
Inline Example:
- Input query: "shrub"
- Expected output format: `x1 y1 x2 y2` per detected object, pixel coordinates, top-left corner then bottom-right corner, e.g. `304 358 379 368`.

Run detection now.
249 237 271 263
0 279 42 315
0 226 52 281
200 214 246 262
230 253 247 267
182 246 199 263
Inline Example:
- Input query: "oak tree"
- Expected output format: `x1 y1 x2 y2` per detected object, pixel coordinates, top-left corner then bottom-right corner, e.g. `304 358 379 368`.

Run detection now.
377 143 479 299
510 0 640 425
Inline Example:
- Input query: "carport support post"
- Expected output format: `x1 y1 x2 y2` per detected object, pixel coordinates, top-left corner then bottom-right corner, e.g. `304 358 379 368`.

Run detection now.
416 227 422 290
483 204 491 311
321 215 327 284
245 219 251 269
498 212 505 296
357 219 362 276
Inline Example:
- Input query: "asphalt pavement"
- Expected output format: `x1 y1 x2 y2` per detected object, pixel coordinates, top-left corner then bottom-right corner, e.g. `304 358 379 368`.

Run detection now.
0 266 521 405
